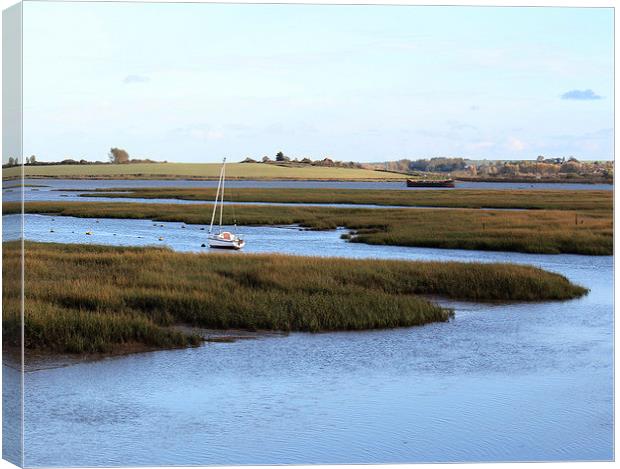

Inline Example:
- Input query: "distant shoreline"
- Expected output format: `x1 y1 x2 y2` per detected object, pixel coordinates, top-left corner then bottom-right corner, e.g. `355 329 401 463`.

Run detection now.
1 161 612 184
455 176 613 185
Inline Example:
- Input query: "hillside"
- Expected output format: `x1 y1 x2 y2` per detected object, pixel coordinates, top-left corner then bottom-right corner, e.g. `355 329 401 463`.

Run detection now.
2 162 406 180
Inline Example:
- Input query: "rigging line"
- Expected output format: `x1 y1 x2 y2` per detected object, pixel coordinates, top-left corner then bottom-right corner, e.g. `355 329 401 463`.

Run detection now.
209 160 225 233
219 157 226 229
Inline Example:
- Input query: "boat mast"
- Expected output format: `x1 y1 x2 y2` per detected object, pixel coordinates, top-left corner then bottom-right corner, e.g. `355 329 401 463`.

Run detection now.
219 158 226 229
209 159 225 233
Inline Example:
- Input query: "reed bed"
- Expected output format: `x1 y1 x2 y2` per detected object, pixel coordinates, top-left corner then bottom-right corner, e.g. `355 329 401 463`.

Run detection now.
3 241 586 354
8 201 613 255
80 187 613 211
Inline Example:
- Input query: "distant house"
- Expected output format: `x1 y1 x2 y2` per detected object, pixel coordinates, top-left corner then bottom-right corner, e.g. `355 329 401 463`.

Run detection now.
544 157 565 165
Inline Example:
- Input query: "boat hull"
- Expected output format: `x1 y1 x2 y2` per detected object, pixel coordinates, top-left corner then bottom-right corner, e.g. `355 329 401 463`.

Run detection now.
209 242 245 250
406 179 455 188
208 235 245 250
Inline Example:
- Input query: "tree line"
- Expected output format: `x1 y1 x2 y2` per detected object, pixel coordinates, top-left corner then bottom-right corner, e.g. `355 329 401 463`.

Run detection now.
3 148 164 168
366 156 613 180
241 151 364 169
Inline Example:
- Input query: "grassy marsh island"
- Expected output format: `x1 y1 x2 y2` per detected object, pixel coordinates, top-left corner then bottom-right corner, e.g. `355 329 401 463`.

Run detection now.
77 187 613 211
3 241 587 354
7 200 613 255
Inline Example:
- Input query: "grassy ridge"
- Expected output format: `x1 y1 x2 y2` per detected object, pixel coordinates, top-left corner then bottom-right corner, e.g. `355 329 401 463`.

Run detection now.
79 187 613 211
7 201 613 255
3 163 406 180
3 242 587 354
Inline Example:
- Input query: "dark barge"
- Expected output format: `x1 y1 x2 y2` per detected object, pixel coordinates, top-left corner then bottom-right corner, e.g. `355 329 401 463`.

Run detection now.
406 178 456 188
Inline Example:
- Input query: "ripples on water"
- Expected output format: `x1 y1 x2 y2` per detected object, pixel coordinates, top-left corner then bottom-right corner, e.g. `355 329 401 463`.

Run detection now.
3 194 612 466
14 178 601 208
9 177 615 191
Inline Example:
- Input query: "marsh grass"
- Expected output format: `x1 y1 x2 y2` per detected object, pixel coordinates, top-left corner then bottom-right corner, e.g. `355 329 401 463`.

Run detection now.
3 242 586 354
80 187 613 211
9 200 613 255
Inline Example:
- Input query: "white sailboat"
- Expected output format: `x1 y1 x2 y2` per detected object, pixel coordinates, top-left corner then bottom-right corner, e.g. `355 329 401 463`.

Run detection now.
208 158 245 250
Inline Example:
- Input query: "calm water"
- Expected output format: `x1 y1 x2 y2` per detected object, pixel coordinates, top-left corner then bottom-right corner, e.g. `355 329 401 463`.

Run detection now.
13 186 480 210
7 177 614 192
8 179 591 210
12 214 614 466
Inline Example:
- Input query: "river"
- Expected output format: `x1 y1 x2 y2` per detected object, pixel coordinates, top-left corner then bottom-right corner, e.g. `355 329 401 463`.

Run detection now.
5 178 607 211
5 213 613 466
5 177 614 193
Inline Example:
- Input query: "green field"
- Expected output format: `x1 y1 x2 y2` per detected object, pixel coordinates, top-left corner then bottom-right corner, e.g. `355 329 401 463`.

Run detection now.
80 187 613 211
3 242 587 354
7 200 613 255
3 162 406 180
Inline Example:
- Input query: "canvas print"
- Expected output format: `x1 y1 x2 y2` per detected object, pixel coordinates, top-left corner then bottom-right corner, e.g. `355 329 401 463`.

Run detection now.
2 1 614 467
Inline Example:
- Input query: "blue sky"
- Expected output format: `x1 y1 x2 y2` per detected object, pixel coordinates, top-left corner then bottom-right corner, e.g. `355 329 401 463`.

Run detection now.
22 2 613 163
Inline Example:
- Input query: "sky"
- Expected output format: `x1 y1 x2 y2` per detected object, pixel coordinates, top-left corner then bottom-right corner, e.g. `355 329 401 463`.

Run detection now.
19 2 614 163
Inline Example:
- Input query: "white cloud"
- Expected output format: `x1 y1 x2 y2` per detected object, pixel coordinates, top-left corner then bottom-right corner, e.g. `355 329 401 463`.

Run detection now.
123 75 150 84
172 124 226 141
469 141 495 150
507 137 526 151
206 130 224 140
185 128 225 141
